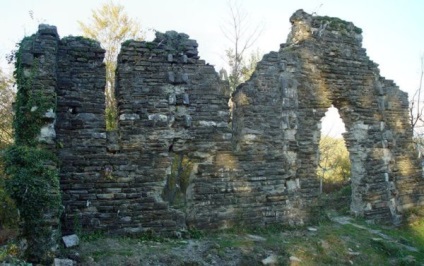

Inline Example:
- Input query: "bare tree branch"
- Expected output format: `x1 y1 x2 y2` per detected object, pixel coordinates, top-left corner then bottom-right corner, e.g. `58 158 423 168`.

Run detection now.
410 55 424 138
221 0 264 91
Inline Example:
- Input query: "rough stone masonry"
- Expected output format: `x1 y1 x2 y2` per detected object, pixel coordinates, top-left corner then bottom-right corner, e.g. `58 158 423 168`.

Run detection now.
16 10 424 234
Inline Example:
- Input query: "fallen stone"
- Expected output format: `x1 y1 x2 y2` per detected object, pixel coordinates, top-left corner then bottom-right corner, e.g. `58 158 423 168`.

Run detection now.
290 256 302 262
331 216 352 225
347 250 360 256
307 227 317 232
62 234 79 248
246 234 267 241
68 251 82 262
54 258 75 266
261 254 278 265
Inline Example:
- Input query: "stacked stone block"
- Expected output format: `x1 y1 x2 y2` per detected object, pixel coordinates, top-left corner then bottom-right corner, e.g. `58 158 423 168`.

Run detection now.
55 36 109 231
114 31 232 231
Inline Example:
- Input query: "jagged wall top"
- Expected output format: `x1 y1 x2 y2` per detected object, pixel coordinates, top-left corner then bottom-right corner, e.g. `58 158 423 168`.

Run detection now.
120 30 199 64
153 31 199 58
287 9 363 45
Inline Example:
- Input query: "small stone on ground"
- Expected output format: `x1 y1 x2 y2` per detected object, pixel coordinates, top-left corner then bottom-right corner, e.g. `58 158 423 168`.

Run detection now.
62 234 80 248
54 258 75 266
262 254 278 265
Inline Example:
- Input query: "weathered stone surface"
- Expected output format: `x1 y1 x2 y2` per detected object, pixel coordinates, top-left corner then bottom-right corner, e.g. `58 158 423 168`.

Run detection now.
16 24 62 263
62 234 79 248
16 10 424 235
290 256 302 263
262 254 278 265
232 9 424 224
114 30 231 231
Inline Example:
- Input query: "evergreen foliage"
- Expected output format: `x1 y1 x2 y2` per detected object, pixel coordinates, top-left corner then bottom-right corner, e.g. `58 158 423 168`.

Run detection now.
3 39 61 263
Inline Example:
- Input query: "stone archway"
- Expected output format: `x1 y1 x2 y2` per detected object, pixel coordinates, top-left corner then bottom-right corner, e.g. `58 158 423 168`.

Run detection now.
232 9 424 224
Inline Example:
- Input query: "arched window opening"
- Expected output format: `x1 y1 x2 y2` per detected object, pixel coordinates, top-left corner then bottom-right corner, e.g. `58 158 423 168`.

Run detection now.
318 105 351 197
321 105 346 138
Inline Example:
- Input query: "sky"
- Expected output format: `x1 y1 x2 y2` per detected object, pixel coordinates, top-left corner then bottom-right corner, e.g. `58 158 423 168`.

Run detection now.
1 0 423 137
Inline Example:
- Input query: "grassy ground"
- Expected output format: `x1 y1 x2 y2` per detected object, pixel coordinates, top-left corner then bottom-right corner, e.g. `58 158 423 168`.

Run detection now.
62 213 424 265
1 185 424 265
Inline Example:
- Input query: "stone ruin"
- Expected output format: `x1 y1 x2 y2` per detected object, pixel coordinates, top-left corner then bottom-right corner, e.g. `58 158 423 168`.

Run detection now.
16 10 424 234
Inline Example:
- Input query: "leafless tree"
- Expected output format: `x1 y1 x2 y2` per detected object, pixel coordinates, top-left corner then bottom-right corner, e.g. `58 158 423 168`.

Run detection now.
410 56 424 140
221 0 264 91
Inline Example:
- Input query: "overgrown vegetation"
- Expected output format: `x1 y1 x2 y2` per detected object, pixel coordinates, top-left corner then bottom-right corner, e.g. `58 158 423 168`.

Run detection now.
0 68 18 231
1 39 61 264
3 146 61 263
226 48 262 91
0 31 21 266
315 15 363 35
11 41 55 147
0 68 14 148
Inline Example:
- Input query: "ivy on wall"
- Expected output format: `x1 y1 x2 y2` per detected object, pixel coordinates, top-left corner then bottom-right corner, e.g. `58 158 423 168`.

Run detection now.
12 38 56 146
4 146 61 262
3 37 61 264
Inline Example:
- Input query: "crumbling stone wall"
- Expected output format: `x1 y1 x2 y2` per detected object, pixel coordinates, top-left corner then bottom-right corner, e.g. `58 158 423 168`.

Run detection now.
232 10 424 224
55 36 108 232
111 32 232 232
16 10 424 234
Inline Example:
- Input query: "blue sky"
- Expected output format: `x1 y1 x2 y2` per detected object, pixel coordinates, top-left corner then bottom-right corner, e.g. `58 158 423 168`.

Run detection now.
1 0 423 136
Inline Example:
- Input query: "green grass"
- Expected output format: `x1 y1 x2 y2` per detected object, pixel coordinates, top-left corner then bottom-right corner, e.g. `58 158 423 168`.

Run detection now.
5 219 424 265
62 211 424 265
91 249 134 261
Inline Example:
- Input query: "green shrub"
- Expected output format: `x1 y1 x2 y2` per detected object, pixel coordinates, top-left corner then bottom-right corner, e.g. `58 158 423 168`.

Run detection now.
0 147 19 229
3 37 62 263
4 145 61 263
0 178 19 229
